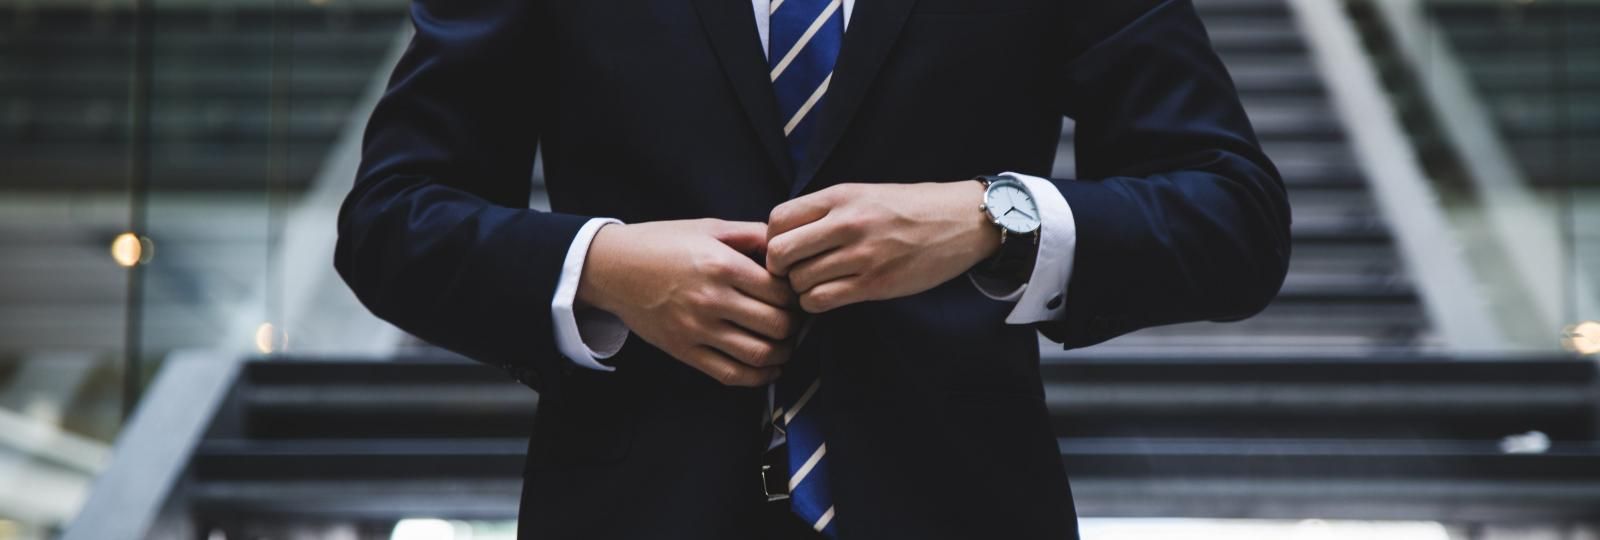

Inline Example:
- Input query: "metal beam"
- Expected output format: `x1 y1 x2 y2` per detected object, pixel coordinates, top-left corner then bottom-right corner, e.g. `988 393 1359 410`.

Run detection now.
60 351 242 540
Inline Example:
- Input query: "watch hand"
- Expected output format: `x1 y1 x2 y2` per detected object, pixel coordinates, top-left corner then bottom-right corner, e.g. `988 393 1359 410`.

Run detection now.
1017 209 1036 220
1003 207 1018 216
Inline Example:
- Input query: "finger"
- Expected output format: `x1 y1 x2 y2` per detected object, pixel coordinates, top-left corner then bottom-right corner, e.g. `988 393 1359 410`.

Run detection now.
704 325 791 368
720 254 797 307
767 189 839 241
767 215 852 276
788 247 866 293
711 220 771 257
717 293 798 340
684 346 783 387
799 277 864 314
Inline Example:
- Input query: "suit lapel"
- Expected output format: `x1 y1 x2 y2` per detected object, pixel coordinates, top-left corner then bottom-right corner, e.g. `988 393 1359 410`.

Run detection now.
793 0 919 195
690 0 796 190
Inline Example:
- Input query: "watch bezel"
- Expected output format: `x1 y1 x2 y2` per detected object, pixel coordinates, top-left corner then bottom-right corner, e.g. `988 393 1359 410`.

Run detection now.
981 176 1042 235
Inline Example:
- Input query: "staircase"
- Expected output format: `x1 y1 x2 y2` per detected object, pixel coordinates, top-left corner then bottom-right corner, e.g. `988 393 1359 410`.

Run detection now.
1053 0 1434 358
64 354 1600 539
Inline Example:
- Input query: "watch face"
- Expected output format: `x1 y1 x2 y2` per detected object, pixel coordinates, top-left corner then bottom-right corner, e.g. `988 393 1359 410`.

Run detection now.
985 179 1041 234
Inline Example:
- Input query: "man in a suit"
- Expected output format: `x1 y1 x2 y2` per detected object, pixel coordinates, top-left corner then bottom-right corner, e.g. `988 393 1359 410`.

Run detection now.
335 0 1290 537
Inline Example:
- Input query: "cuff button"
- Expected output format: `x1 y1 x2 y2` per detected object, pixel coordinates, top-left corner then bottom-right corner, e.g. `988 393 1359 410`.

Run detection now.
1046 294 1063 310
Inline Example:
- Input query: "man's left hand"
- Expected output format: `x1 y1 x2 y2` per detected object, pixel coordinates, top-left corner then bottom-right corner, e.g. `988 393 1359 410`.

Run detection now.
766 181 1002 313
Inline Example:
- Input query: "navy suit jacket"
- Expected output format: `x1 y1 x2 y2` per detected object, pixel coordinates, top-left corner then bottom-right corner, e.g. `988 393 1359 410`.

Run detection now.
335 0 1290 538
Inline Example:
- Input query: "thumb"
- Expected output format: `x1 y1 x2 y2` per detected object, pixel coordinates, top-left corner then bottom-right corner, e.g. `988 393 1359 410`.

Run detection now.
711 220 770 256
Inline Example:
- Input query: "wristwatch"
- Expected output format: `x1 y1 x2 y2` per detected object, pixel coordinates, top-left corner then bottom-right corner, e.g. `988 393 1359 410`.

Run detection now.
975 175 1041 283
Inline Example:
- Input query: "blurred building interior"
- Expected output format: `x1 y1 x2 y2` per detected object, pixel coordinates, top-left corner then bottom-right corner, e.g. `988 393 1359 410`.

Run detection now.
2 0 1599 538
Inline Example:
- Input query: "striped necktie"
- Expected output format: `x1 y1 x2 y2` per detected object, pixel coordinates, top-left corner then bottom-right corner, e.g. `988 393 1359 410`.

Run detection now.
769 0 843 168
769 0 843 536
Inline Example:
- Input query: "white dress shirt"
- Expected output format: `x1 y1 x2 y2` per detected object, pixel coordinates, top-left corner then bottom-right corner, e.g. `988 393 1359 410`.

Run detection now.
550 1 1078 370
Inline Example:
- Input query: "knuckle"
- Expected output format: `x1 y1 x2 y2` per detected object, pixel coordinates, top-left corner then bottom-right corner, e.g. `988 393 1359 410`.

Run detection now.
675 314 706 339
766 238 790 262
682 288 712 310
800 293 824 314
767 260 790 278
714 365 742 386
836 212 868 234
768 205 793 227
699 256 734 279
788 269 811 291
810 287 846 313
748 341 777 366
725 366 758 387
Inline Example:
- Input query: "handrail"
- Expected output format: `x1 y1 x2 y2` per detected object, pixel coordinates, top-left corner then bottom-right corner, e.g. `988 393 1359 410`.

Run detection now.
1285 0 1508 351
1367 0 1600 344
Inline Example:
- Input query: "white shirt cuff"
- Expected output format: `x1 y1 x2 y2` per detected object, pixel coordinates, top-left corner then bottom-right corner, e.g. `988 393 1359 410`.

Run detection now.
551 218 629 371
968 172 1077 325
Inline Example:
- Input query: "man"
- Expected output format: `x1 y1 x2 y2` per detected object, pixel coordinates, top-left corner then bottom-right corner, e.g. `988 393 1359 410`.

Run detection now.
335 0 1290 538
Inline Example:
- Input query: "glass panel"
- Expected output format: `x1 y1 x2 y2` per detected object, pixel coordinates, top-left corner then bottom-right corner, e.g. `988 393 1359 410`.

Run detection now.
135 0 406 368
0 0 138 536
1413 0 1599 351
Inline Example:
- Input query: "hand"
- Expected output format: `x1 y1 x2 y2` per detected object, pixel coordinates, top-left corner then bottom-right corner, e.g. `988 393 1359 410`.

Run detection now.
766 182 1001 313
578 219 799 387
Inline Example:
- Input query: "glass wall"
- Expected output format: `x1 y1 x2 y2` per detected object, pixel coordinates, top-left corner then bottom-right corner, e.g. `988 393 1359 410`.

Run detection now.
0 0 406 536
2 1 140 537
1394 0 1600 350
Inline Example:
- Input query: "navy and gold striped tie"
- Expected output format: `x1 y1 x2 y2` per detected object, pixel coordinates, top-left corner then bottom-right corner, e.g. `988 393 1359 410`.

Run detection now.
769 0 844 536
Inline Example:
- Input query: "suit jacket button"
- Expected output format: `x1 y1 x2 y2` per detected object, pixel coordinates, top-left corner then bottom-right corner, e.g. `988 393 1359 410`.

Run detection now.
1046 293 1063 310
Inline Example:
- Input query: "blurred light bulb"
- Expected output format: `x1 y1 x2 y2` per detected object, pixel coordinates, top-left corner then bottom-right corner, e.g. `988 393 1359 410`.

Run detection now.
110 232 147 267
1562 320 1600 356
255 322 287 354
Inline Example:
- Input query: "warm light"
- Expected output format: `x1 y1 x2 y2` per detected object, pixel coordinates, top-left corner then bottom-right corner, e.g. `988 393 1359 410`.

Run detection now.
110 232 150 267
254 322 287 354
1562 320 1600 356
391 519 455 540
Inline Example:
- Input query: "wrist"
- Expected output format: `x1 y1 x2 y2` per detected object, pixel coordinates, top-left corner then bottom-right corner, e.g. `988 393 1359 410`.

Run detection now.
576 222 627 314
955 180 1002 260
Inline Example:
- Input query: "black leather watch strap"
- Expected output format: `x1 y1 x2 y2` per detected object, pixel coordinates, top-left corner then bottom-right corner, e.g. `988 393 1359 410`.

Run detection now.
976 230 1038 284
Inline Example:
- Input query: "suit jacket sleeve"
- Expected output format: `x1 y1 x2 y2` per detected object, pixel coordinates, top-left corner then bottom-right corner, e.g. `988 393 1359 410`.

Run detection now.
1036 0 1293 349
334 0 589 395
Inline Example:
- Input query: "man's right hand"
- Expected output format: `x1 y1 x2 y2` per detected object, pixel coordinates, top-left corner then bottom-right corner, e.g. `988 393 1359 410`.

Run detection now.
576 219 798 387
